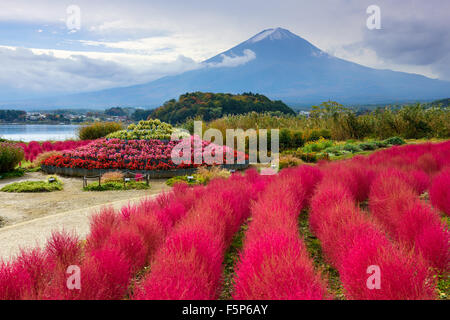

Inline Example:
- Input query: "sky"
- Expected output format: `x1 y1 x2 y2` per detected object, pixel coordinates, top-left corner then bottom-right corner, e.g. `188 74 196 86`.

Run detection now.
0 0 449 100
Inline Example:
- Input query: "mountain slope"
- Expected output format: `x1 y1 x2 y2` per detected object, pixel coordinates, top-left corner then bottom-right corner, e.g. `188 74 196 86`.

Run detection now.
3 28 450 109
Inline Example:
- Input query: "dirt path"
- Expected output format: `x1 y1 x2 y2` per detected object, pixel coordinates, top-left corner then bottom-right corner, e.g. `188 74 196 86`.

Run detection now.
0 171 171 261
0 171 170 226
0 194 160 261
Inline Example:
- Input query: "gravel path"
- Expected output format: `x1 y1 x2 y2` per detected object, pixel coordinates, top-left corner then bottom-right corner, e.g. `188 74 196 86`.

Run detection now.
0 194 159 262
0 172 170 226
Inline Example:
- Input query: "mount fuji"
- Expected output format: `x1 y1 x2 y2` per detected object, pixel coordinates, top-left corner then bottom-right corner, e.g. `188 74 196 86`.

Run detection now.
4 28 450 109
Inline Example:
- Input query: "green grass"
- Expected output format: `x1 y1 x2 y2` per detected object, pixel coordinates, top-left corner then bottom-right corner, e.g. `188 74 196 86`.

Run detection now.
1 177 63 193
0 216 5 228
83 181 151 191
298 210 345 300
219 220 249 300
436 273 449 300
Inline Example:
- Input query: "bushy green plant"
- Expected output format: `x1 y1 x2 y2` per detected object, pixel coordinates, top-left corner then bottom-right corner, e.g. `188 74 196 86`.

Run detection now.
383 136 406 146
78 122 123 140
0 143 24 173
1 176 62 192
106 119 175 140
302 138 334 153
83 181 150 191
373 140 388 148
358 142 378 151
342 143 363 153
166 175 205 187
278 129 304 150
323 146 345 156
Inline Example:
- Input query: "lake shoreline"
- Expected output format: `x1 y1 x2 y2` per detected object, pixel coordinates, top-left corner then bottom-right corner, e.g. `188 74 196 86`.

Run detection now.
0 124 80 142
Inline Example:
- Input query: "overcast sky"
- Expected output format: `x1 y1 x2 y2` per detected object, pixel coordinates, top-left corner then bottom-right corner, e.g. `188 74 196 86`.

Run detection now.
0 0 449 100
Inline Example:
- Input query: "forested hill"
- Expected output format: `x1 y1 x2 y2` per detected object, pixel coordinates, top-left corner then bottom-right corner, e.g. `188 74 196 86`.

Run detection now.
149 92 296 124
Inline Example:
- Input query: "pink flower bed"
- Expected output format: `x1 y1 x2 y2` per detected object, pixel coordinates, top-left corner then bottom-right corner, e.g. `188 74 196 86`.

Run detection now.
17 140 93 162
42 138 248 171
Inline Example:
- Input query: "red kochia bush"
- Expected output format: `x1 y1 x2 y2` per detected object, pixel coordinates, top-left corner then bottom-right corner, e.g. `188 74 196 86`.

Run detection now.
339 231 435 300
233 167 328 300
370 173 449 272
134 173 263 300
68 247 132 300
430 167 450 216
233 233 327 300
310 164 436 299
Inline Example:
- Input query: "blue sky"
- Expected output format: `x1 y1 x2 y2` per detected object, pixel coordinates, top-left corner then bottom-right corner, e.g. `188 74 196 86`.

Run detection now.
0 0 449 100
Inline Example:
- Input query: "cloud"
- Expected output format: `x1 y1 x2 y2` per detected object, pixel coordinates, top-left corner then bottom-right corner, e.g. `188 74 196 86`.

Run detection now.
358 17 450 80
0 46 199 99
205 49 256 68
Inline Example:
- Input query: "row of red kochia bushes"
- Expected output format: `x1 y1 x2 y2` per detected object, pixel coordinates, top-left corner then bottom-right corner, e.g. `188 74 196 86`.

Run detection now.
232 166 329 299
0 183 205 299
133 170 267 299
369 169 448 272
308 141 449 299
310 162 437 299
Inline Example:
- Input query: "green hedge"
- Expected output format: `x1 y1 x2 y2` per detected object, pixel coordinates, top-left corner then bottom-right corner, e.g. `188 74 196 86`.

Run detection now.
83 181 150 191
1 176 62 193
106 119 175 140
78 122 123 140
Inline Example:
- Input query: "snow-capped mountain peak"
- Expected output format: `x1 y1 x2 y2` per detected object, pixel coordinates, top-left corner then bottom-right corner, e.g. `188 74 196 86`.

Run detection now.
247 27 297 43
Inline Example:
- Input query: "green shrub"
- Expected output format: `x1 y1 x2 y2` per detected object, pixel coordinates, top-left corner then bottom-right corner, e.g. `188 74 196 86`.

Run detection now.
359 142 378 151
272 129 304 151
343 143 363 153
106 119 175 140
0 143 24 173
291 130 305 148
78 122 123 140
1 176 62 193
166 175 205 187
383 136 406 146
302 138 334 153
373 141 388 148
83 181 150 191
279 128 293 150
323 146 345 156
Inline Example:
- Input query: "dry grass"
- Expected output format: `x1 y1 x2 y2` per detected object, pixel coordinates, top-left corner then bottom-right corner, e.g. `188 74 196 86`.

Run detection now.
196 166 231 183
31 151 62 168
101 171 124 183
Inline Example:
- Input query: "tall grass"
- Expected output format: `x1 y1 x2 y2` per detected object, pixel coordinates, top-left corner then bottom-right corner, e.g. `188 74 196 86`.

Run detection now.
192 104 450 142
78 122 123 140
0 142 24 173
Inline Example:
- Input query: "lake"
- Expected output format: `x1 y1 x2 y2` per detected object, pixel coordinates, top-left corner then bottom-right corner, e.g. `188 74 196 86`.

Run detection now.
0 124 80 142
